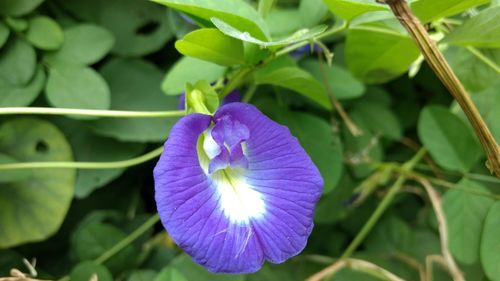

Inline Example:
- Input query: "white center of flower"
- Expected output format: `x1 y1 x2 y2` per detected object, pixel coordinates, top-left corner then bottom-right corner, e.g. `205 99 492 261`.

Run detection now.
198 130 265 224
211 169 266 224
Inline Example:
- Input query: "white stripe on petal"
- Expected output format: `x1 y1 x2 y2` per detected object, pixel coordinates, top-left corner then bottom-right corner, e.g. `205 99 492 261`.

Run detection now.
203 128 221 159
210 169 265 224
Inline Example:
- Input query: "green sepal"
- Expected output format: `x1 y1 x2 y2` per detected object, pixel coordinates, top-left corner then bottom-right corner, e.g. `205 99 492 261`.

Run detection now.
185 80 220 115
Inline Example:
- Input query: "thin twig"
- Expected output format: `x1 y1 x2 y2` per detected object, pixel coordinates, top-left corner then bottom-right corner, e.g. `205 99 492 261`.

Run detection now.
419 179 464 281
307 258 405 281
317 53 363 136
393 253 426 281
400 137 443 179
425 255 448 281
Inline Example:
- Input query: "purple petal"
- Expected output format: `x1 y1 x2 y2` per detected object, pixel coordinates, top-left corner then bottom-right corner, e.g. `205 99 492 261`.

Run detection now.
290 44 323 58
221 89 241 105
177 92 186 110
154 103 323 273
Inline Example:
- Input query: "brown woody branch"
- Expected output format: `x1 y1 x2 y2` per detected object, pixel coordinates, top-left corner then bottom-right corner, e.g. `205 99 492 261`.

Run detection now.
377 0 500 177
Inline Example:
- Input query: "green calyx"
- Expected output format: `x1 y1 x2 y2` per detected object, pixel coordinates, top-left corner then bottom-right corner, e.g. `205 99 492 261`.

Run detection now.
185 80 220 115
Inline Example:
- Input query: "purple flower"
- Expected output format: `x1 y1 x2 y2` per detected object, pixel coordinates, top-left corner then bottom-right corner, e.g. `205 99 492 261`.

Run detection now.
178 89 242 110
290 44 323 59
154 103 323 273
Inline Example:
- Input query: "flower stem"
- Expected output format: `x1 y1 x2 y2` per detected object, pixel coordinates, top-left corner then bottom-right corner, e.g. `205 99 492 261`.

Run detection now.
378 0 500 177
258 0 275 19
466 47 500 74
0 107 185 118
274 22 348 58
94 214 161 264
340 148 426 259
0 147 164 170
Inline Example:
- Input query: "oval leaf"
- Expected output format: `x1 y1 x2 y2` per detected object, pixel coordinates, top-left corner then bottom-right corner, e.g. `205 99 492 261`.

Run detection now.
46 62 111 111
481 202 500 281
323 0 387 21
443 179 495 264
443 6 500 48
418 105 483 172
212 17 327 48
0 37 36 86
301 59 365 100
412 0 490 23
255 66 331 110
57 0 171 56
175 28 245 66
0 0 45 16
45 24 115 65
346 24 420 84
152 0 269 40
70 261 113 281
0 22 9 48
0 118 75 248
162 56 226 96
0 64 45 107
25 16 64 50
89 58 179 142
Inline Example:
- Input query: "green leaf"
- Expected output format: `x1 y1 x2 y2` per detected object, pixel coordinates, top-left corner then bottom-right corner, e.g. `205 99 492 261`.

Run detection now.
212 17 327 48
89 58 179 142
443 179 495 264
71 221 136 273
345 24 420 84
273 110 343 194
0 118 75 248
0 37 36 86
25 16 64 50
0 153 31 183
175 28 245 66
127 270 158 281
412 0 490 23
323 0 388 21
445 46 500 92
168 254 246 281
418 105 482 172
443 7 500 48
255 66 331 110
247 259 324 281
46 62 111 111
162 56 226 96
70 261 113 281
266 9 304 37
353 102 402 140
365 215 413 254
57 0 172 56
154 268 188 281
300 59 365 100
481 201 500 281
314 174 357 223
407 229 441 263
4 17 28 32
300 0 329 27
68 129 145 198
0 0 44 16
0 22 9 49
45 24 115 65
152 0 269 40
0 64 45 107
459 82 500 142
